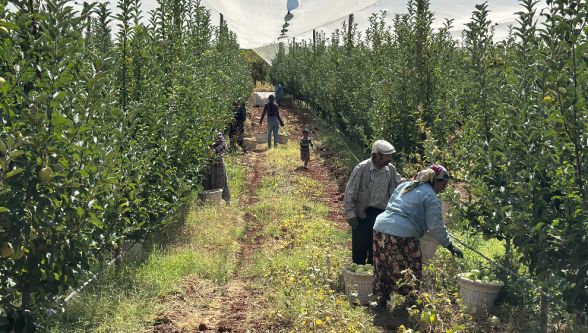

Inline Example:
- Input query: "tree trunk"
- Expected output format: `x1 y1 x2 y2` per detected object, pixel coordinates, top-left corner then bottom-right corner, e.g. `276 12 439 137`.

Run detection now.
539 285 548 333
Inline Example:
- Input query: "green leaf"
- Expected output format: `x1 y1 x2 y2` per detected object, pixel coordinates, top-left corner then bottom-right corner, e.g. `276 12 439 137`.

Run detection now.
5 168 24 179
88 216 104 229
8 150 25 159
533 222 545 233
51 113 73 128
76 207 84 218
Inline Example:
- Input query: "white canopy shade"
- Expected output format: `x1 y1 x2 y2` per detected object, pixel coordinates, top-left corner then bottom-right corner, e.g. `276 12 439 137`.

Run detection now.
112 0 549 63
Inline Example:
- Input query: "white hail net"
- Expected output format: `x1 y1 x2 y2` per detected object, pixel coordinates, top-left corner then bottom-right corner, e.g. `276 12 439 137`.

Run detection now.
199 0 548 63
202 0 379 62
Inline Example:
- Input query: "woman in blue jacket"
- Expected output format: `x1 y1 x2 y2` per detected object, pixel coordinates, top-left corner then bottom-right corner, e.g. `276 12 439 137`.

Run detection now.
372 165 463 311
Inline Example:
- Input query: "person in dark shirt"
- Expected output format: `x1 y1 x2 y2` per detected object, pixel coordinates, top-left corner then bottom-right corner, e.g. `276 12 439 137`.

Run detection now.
202 133 230 203
229 98 247 152
300 128 313 168
259 95 284 148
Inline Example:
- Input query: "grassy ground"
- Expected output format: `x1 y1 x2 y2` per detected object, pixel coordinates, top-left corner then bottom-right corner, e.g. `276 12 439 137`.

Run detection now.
42 140 382 332
45 203 248 332
43 155 249 333
253 81 274 92
242 144 381 332
42 102 586 332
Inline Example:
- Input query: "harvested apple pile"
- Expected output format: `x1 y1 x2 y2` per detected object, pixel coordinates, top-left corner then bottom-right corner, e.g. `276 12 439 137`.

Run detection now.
460 268 503 285
346 263 373 275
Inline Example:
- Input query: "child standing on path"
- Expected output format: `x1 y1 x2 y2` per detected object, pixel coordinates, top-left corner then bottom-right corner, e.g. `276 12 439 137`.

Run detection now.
300 128 313 168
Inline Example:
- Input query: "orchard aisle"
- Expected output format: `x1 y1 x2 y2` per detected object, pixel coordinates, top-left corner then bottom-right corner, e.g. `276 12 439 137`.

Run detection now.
150 107 268 332
150 149 264 332
150 96 383 332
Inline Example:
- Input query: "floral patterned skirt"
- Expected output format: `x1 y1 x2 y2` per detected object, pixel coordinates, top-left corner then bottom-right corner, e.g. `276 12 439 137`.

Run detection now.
372 231 422 297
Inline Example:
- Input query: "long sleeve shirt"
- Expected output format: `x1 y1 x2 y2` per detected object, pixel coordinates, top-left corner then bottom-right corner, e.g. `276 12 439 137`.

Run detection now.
343 158 405 220
373 181 450 247
234 106 246 124
275 85 284 99
211 135 227 164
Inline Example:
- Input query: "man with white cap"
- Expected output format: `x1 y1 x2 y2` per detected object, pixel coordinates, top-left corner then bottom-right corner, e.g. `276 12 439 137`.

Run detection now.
344 140 405 265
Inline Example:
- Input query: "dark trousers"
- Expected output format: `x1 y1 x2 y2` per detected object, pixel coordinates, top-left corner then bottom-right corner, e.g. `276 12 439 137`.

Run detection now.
352 206 384 265
229 122 245 151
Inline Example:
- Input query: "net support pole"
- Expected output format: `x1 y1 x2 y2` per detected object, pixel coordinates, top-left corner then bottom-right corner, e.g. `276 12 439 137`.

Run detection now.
347 14 354 49
219 13 224 38
313 29 316 52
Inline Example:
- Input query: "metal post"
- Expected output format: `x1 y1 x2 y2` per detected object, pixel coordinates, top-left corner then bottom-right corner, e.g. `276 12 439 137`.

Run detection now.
219 13 224 38
347 14 354 48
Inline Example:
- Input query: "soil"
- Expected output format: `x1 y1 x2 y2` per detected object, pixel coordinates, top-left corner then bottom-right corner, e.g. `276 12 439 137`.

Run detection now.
151 96 350 333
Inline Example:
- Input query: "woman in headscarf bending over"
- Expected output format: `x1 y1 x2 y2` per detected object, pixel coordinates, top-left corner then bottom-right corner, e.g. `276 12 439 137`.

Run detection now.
372 165 463 311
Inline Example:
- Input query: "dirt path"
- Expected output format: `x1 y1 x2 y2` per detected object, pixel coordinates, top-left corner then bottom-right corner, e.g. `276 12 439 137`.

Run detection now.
152 97 350 333
276 101 348 228
214 147 265 332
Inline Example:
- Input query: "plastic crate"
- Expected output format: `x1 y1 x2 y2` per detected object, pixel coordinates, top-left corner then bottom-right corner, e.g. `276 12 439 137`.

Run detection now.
255 133 268 143
244 138 257 150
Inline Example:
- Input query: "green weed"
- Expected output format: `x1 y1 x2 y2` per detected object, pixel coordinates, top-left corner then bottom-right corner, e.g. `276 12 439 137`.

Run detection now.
44 159 249 332
244 140 382 332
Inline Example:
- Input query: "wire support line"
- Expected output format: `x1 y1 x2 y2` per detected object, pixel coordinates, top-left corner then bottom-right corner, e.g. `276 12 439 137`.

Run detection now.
447 231 553 301
52 240 140 310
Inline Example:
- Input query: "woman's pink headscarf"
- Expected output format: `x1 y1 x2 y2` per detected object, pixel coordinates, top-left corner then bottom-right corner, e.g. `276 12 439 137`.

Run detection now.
402 164 449 194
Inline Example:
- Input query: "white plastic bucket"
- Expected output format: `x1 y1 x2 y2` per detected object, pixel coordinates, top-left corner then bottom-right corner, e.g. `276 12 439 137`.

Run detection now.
199 189 223 204
252 92 273 106
420 233 439 264
255 133 268 143
342 267 374 305
457 273 504 312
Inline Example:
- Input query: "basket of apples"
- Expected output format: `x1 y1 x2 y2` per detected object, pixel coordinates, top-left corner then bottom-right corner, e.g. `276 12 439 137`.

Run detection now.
342 263 374 305
457 268 504 312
